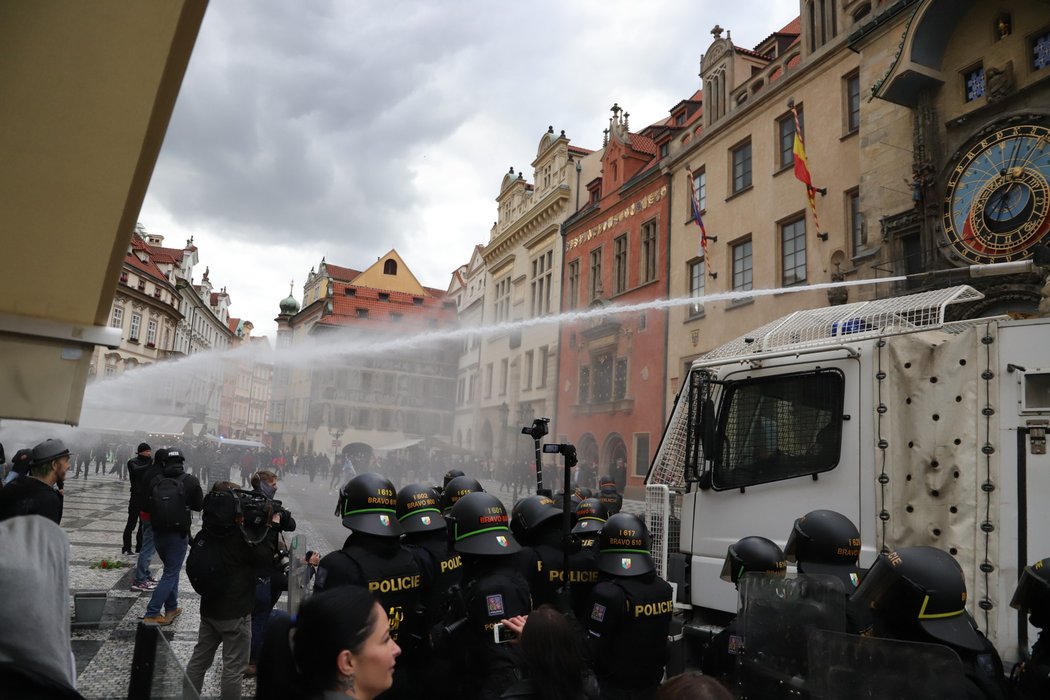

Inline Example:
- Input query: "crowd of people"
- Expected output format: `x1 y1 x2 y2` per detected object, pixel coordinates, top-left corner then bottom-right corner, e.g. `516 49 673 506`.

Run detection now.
1 436 1048 700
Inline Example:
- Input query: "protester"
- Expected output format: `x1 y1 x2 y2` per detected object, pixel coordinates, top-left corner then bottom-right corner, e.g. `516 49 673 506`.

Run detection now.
0 439 70 525
499 605 598 700
122 443 152 555
654 672 734 700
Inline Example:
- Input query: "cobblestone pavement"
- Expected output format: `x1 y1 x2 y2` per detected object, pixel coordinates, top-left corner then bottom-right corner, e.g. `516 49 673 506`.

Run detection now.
60 466 643 699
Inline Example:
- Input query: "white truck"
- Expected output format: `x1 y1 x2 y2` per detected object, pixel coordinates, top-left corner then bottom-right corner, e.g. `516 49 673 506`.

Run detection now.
645 284 1050 667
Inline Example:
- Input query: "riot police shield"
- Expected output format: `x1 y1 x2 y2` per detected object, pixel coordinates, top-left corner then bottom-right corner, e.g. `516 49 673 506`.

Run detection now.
286 534 310 617
735 573 846 698
807 629 970 700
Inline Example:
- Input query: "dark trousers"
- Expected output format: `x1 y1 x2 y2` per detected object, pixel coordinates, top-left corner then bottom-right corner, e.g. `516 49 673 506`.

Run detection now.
122 504 143 553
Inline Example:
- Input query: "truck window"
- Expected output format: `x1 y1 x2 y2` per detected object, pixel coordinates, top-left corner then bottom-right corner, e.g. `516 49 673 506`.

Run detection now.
713 369 844 490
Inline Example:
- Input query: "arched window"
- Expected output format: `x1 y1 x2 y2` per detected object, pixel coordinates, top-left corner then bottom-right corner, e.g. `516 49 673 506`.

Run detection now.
383 259 397 275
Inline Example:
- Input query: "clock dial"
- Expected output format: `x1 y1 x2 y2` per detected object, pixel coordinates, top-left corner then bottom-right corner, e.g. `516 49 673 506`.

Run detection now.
943 124 1050 264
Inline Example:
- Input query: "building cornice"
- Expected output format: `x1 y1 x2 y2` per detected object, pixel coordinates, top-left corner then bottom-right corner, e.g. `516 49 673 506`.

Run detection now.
484 185 570 263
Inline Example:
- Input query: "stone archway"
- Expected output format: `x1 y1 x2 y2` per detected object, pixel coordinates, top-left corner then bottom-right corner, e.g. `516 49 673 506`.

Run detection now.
602 433 629 491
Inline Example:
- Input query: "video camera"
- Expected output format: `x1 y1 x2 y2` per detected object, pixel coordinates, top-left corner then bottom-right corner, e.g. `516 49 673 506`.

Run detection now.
522 417 550 440
202 488 275 545
542 443 578 468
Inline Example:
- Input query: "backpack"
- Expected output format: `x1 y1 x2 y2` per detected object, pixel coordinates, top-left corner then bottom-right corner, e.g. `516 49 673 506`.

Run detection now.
186 529 229 598
148 473 190 530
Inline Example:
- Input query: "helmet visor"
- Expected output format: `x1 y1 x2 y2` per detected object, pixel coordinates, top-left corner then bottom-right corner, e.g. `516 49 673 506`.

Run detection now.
1011 564 1050 611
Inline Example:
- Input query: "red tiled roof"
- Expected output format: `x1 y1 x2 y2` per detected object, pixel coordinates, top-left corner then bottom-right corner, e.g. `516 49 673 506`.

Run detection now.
319 281 457 329
227 317 240 333
777 17 802 36
735 45 771 60
125 251 168 283
151 246 184 264
568 145 594 156
210 292 220 305
628 133 658 156
323 263 360 282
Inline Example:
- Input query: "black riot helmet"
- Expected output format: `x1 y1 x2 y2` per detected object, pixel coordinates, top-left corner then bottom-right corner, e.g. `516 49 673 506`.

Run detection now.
851 546 983 651
440 475 483 512
574 486 593 500
442 468 465 490
334 473 402 537
510 494 560 543
720 536 787 586
1011 557 1050 626
571 498 609 537
447 492 521 556
598 474 616 490
785 509 862 589
596 512 655 577
396 483 446 534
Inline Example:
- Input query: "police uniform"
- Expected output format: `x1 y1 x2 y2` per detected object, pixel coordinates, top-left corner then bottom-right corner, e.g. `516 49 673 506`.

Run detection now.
585 512 672 700
597 486 622 516
584 574 673 699
1014 636 1050 699
1011 557 1050 700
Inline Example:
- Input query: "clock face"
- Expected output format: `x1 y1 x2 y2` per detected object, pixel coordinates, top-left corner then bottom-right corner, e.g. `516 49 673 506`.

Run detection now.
943 123 1050 264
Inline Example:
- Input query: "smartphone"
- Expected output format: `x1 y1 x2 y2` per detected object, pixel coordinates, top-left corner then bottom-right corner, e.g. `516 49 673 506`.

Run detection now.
493 622 515 644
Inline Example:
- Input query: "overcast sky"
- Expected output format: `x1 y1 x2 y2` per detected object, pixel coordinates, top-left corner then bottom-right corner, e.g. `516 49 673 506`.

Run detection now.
139 0 800 336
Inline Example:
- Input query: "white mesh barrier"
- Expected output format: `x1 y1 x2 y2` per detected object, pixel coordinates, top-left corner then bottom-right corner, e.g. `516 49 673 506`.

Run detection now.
700 285 986 362
646 484 681 580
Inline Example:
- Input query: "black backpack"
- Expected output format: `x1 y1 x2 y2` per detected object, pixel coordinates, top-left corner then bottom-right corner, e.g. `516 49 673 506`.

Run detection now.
148 473 190 530
186 529 229 598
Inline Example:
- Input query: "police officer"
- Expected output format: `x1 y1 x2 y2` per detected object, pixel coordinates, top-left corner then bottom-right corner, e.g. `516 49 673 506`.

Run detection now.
851 546 1012 700
584 512 673 700
314 473 424 700
440 474 483 513
572 497 609 550
510 494 571 609
441 468 465 493
1010 557 1050 699
701 536 786 680
396 483 463 700
0 439 70 525
445 491 532 700
596 475 623 516
785 509 863 591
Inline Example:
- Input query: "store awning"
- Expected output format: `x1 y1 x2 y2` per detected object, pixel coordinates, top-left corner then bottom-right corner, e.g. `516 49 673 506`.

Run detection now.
373 438 423 453
203 435 266 448
78 407 191 436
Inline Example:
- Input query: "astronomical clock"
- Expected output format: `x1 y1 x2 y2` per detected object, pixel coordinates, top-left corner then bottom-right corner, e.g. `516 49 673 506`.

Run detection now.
943 121 1050 264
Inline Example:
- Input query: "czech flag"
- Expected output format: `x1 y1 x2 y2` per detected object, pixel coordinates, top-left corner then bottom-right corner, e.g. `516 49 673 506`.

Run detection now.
688 170 708 254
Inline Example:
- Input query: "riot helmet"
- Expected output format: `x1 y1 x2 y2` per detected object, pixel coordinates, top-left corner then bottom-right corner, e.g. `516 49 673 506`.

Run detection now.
598 474 616 490
720 536 787 586
442 468 465 490
571 498 608 537
574 486 593 500
785 509 862 589
335 473 402 537
446 492 521 556
440 475 483 512
396 483 446 534
510 494 560 543
1011 557 1050 625
596 512 655 577
851 546 983 651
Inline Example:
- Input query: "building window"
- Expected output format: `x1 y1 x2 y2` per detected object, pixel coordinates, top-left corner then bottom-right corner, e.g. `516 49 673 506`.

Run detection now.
579 367 590 404
524 350 534 390
593 353 613 403
659 142 670 158
356 308 368 318
538 345 548 388
495 276 511 322
641 220 658 283
777 109 801 170
1034 30 1050 71
383 260 397 275
378 292 389 301
781 217 807 286
485 363 493 398
848 189 865 255
613 234 628 294
111 306 124 329
129 313 141 341
689 259 705 316
500 358 508 396
530 250 553 316
731 140 752 194
693 169 707 211
105 364 117 377
845 72 860 133
732 240 753 292
567 260 580 310
589 249 603 301
634 433 651 477
614 358 628 400
964 65 985 102
146 318 158 346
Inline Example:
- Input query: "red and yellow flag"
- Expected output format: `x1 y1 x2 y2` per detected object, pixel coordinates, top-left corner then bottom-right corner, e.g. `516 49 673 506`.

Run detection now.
791 104 821 235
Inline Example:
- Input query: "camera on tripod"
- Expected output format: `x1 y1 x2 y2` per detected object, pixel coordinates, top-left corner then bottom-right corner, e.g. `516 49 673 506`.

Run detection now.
522 417 550 440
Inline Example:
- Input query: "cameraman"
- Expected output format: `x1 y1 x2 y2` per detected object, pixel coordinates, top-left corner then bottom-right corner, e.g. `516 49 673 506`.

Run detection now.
185 481 279 700
247 470 296 675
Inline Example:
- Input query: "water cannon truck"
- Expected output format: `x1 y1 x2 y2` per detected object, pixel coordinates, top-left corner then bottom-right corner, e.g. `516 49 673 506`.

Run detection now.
645 282 1050 667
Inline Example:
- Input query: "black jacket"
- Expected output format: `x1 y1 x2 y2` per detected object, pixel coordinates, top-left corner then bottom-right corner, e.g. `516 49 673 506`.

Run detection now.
200 524 278 620
0 477 62 525
126 455 152 511
140 463 204 534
